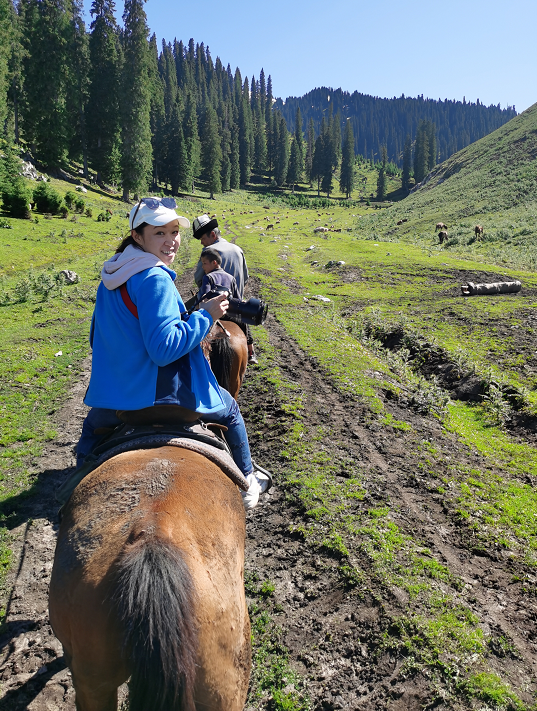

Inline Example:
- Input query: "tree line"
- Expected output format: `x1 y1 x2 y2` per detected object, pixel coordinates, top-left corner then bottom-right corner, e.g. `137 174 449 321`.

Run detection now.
0 0 310 200
275 88 517 168
0 0 519 203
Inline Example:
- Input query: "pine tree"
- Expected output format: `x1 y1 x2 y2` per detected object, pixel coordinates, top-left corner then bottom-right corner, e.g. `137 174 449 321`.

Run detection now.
7 1 24 144
293 107 304 183
220 125 231 192
427 121 437 170
87 0 122 184
20 0 74 168
253 103 267 174
413 120 430 185
320 116 337 197
120 0 152 200
0 0 16 135
238 94 253 185
230 121 240 189
401 134 411 190
274 112 289 187
331 111 342 166
311 132 323 197
305 117 315 186
201 104 221 198
67 0 90 175
167 98 188 194
339 119 355 198
287 137 301 193
147 34 164 188
183 92 200 192
376 144 387 200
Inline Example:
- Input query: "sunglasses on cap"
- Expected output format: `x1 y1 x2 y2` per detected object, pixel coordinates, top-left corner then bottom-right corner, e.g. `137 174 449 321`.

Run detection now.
131 196 177 227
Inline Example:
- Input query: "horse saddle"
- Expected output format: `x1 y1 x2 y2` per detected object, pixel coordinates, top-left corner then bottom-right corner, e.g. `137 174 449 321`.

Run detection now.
56 408 248 510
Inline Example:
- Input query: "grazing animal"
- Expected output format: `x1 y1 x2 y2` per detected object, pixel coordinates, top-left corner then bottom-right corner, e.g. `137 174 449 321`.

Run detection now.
267 224 274 230
203 320 248 399
49 446 251 711
438 230 448 244
397 220 404 225
474 225 484 239
436 222 447 231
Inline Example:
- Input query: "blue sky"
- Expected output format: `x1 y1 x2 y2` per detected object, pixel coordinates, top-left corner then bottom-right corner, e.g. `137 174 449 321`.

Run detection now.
84 0 536 113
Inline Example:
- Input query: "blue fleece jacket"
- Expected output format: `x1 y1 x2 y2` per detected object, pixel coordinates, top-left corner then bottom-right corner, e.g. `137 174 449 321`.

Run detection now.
84 264 225 413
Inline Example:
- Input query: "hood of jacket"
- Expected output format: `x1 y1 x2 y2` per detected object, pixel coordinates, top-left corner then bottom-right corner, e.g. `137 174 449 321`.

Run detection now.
100 244 168 290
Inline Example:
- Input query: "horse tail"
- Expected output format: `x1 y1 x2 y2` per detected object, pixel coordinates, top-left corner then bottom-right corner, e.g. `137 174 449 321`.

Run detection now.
113 536 198 711
209 334 234 392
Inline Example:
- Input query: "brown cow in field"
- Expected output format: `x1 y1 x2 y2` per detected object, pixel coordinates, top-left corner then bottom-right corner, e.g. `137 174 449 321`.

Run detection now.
438 231 448 244
436 222 447 231
474 225 484 239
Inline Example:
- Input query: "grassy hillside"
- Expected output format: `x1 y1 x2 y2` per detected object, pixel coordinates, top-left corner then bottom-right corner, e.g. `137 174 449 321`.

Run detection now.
408 101 537 215
354 102 537 270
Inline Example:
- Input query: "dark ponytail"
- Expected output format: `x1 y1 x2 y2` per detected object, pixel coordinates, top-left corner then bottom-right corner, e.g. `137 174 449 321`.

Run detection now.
115 222 148 253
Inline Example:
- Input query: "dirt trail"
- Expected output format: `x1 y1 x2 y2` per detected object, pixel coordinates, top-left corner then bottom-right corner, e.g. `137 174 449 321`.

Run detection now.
0 267 535 710
243 316 537 709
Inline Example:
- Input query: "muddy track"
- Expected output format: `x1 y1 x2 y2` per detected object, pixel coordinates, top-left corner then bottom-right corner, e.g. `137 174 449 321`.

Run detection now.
0 266 535 709
243 314 537 709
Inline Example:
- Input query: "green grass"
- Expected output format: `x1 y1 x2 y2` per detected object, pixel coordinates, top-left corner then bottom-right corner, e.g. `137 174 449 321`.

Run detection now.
2 145 537 705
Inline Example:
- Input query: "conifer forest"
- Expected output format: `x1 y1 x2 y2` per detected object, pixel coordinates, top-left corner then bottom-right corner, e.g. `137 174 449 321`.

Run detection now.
0 0 518 200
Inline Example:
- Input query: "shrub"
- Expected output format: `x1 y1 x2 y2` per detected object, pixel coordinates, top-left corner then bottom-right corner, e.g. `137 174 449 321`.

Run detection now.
64 191 77 209
33 182 64 214
60 206 69 218
1 182 32 218
74 197 85 213
85 207 93 218
0 144 33 218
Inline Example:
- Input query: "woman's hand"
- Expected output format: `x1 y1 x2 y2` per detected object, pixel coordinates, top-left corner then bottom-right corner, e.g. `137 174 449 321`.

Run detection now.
201 292 229 321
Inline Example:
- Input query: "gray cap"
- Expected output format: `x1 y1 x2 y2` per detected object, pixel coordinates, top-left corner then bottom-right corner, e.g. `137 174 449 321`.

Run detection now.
193 214 218 239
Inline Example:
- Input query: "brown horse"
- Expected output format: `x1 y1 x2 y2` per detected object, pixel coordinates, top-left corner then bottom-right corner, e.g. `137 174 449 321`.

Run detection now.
49 446 251 711
203 320 248 399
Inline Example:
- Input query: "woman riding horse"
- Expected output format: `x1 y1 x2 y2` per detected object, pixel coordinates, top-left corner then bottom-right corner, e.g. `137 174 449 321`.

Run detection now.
50 198 259 711
76 198 271 508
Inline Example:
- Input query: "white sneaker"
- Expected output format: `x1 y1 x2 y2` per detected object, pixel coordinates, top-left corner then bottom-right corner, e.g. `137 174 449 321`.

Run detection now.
241 473 262 510
251 460 273 493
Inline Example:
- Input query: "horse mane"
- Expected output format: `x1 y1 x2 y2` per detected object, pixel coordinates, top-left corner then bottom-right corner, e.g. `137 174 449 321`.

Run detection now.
204 326 235 393
113 536 198 711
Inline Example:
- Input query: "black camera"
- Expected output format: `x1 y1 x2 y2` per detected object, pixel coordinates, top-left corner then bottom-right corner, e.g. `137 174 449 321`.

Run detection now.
202 286 268 326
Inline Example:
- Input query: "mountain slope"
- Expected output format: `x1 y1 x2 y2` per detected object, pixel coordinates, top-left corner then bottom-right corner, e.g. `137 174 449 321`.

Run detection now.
405 101 537 219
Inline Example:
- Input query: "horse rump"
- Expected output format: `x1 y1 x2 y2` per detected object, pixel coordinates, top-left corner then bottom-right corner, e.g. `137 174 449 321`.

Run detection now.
113 535 198 711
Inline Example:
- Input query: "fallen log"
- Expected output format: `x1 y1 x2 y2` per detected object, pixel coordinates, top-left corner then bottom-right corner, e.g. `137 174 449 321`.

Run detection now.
461 280 522 296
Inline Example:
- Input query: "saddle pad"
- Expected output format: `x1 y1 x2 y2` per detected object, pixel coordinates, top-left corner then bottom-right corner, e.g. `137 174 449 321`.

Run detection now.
95 434 250 491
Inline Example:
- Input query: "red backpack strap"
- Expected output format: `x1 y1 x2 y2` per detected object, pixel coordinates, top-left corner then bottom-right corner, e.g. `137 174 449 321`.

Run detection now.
119 283 139 319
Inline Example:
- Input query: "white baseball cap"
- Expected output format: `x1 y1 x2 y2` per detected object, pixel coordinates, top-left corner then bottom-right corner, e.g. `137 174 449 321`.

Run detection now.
129 197 190 230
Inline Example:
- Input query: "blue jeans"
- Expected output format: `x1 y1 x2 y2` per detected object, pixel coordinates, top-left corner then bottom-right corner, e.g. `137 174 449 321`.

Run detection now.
76 388 253 476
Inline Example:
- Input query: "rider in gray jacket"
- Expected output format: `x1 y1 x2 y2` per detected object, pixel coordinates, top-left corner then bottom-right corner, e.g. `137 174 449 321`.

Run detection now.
193 214 258 363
